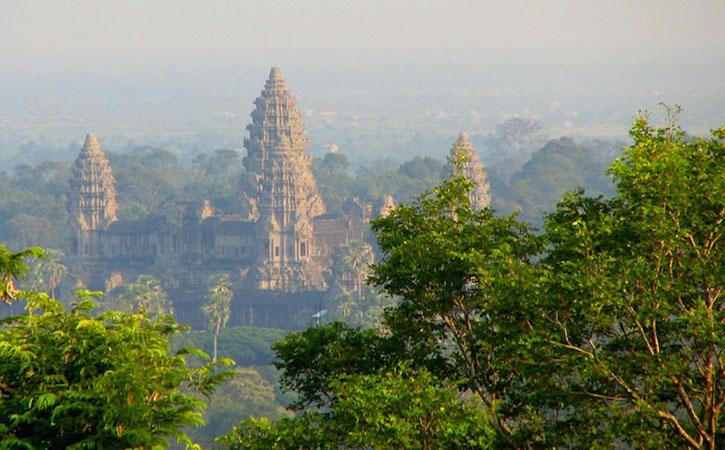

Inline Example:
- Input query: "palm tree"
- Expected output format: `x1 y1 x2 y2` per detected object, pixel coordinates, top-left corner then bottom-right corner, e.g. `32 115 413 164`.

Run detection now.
25 249 68 298
202 273 233 362
334 292 357 318
109 275 173 319
338 241 374 301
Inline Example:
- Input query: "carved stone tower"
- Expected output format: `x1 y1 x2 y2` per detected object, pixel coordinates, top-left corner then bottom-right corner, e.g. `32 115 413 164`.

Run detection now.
446 132 491 211
243 68 326 291
67 133 118 256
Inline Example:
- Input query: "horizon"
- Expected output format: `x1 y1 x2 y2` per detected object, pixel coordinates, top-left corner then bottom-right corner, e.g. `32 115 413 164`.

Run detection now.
1 0 724 167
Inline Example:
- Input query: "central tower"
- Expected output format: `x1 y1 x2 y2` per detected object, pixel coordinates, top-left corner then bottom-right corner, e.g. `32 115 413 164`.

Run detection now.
243 68 326 291
67 133 118 257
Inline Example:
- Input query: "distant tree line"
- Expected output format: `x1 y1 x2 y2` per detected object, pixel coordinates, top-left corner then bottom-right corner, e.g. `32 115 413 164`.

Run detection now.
0 117 626 257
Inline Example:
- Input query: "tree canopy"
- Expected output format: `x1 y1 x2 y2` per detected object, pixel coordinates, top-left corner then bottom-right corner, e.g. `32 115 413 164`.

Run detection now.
226 113 725 448
0 246 233 449
100 274 174 319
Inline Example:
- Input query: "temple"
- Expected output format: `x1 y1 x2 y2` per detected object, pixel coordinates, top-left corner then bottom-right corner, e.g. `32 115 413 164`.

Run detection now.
65 70 491 329
445 132 491 211
67 133 118 257
66 68 377 328
243 67 327 291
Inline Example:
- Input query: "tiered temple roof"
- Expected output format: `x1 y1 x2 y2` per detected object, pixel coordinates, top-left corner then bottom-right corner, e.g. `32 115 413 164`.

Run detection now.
446 132 491 211
67 133 118 255
242 68 326 291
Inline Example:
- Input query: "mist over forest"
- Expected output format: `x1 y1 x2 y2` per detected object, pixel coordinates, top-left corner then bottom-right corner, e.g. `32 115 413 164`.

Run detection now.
2 61 724 168
2 60 722 234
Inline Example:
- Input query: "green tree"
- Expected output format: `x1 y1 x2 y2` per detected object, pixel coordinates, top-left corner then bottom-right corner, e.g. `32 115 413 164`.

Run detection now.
317 152 349 177
272 322 388 411
329 240 393 327
171 326 287 368
333 240 374 301
482 117 548 181
0 214 61 252
373 111 725 447
202 273 234 362
327 285 395 328
370 165 543 445
329 364 493 449
397 155 444 181
103 274 174 319
0 248 233 449
498 137 620 223
24 248 68 298
350 157 445 204
108 147 189 215
220 112 725 448
528 111 725 448
221 364 493 450
270 321 450 414
186 149 242 213
332 291 357 319
0 160 71 251
312 152 353 213
192 367 291 447
0 245 43 305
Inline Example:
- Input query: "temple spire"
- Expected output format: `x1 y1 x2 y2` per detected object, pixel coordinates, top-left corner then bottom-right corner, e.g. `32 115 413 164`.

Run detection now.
269 67 284 81
80 133 103 156
67 134 118 256
242 68 326 291
447 132 491 211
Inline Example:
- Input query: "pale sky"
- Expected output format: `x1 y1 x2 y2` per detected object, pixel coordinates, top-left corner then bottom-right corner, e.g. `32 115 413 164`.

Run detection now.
2 0 724 71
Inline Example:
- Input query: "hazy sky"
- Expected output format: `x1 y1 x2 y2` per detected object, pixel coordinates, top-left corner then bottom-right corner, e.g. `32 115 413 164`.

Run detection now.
2 0 724 71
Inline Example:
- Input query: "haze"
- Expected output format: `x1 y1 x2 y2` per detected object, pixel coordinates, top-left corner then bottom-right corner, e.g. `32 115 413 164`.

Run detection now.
3 0 724 68
1 0 724 167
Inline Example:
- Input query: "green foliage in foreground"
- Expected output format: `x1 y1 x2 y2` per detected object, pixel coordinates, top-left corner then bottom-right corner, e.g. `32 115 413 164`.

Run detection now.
170 327 292 447
192 367 291 448
0 275 233 449
0 246 43 305
221 364 493 450
225 113 725 448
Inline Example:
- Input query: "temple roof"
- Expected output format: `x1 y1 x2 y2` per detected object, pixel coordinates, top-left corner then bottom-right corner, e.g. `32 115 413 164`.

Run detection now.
452 132 473 154
261 66 289 95
80 133 104 156
69 132 119 231
107 218 159 234
269 67 283 81
447 131 490 211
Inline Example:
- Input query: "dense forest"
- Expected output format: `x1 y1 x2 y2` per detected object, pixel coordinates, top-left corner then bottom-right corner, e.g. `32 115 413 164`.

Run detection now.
1 113 723 448
0 117 620 254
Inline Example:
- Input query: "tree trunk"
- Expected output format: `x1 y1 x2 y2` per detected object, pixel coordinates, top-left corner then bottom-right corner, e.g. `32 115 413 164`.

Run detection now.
213 323 220 362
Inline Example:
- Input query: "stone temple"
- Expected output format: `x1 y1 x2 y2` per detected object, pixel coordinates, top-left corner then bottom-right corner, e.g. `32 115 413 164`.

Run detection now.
243 67 327 291
67 133 118 257
66 68 378 329
445 132 491 211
